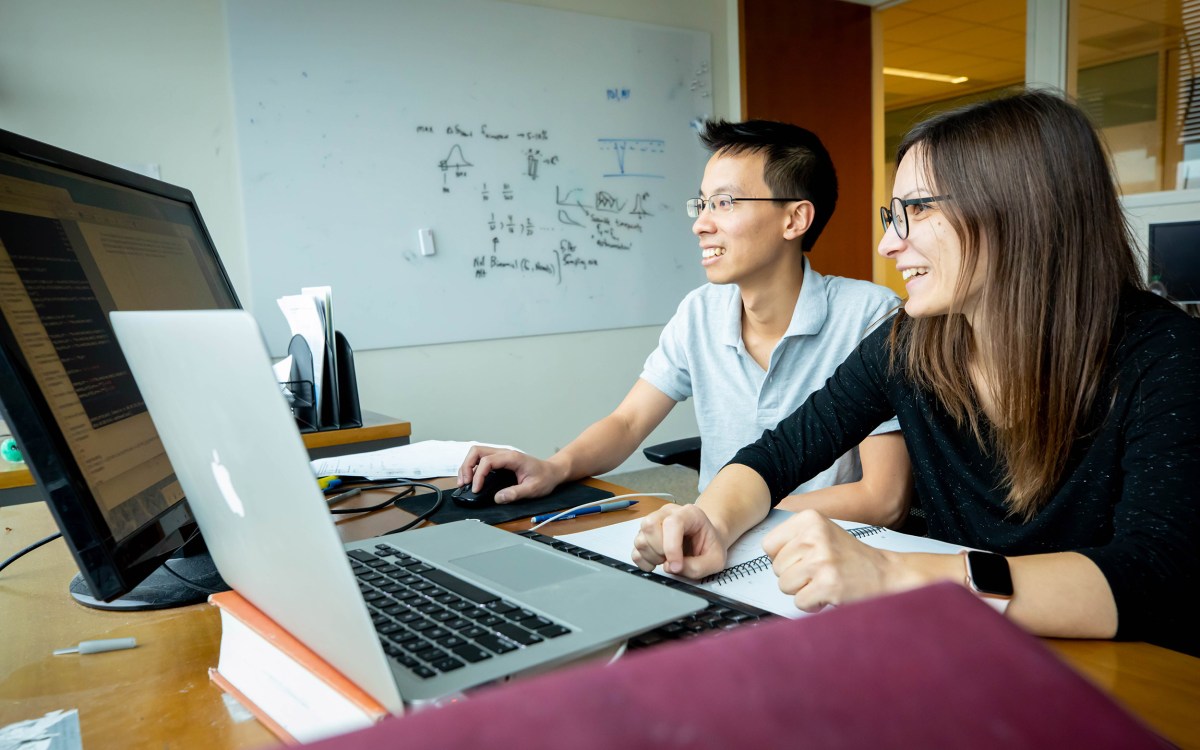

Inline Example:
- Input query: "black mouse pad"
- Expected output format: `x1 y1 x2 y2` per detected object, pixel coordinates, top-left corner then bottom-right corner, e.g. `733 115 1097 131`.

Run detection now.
396 482 615 525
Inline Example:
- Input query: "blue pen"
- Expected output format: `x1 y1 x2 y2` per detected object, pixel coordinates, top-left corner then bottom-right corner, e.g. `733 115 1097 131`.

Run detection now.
531 500 638 524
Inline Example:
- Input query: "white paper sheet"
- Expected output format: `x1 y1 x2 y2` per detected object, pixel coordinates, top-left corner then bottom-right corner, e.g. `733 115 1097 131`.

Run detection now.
310 440 518 480
276 294 327 409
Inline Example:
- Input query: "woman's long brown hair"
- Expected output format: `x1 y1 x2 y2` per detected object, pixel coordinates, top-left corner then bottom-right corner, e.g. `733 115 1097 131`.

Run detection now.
889 90 1143 519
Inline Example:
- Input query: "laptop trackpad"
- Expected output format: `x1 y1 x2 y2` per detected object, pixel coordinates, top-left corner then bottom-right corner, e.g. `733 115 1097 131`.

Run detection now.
452 543 593 592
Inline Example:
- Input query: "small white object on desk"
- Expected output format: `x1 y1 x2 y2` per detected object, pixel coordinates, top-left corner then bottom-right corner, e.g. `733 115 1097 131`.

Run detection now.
52 637 137 656
0 708 82 750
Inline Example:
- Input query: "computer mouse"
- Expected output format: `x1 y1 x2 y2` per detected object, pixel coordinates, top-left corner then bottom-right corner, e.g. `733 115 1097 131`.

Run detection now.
451 468 519 508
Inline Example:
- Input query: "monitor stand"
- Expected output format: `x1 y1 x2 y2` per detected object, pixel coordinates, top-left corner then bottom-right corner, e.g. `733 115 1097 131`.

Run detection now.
68 551 228 611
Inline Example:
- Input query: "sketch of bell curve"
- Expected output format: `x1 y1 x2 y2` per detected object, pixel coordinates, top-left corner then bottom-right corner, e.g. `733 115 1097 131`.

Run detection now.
438 144 473 172
597 138 666 179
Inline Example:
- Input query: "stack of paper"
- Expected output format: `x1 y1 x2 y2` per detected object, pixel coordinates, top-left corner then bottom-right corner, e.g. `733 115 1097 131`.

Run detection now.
310 440 519 480
274 286 334 410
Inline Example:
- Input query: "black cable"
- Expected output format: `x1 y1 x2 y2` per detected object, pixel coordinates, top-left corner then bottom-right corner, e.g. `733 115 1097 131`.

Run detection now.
324 480 446 532
159 559 225 594
140 527 225 594
328 483 414 515
381 481 445 535
322 477 417 495
0 531 62 575
321 477 444 533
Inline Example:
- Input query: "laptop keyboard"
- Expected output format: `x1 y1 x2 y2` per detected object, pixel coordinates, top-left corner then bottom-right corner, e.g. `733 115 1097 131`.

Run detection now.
517 530 774 649
349 544 570 679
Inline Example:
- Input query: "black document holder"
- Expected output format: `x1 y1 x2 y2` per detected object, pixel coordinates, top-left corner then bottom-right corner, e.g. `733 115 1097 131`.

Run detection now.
285 330 362 433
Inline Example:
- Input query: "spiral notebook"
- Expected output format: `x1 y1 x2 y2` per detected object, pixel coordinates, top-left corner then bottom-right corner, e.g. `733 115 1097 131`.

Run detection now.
561 510 967 618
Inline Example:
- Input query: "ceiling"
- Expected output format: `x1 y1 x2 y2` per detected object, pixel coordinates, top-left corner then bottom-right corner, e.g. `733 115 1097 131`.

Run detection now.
881 0 1186 110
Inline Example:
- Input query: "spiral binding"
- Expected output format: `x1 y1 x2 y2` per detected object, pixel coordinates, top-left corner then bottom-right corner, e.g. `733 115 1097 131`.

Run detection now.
702 554 771 585
701 526 886 586
847 525 885 539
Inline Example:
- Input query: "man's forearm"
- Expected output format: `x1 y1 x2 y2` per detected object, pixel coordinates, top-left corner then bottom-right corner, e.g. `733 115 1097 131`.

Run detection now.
546 414 647 485
777 432 912 527
777 482 908 527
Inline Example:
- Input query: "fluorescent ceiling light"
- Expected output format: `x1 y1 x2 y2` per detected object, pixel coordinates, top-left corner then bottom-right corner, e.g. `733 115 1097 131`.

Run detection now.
883 66 969 84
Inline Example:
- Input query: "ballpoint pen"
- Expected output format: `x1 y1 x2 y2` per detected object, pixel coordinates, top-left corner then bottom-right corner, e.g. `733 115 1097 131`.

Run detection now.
530 499 638 524
326 487 363 505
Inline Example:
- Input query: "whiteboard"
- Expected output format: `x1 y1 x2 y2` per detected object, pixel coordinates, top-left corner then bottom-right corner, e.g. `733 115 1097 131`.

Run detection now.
226 0 712 352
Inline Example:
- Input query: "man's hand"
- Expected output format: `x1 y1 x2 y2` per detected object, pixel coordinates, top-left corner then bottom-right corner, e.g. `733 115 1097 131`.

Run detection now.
457 445 566 504
631 504 731 579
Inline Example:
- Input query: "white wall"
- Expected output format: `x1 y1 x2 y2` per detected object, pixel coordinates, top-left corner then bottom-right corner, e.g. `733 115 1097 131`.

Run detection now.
0 0 738 474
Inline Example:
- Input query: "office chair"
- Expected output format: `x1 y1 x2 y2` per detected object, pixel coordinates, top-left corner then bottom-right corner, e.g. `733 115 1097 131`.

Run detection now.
642 436 702 472
643 437 928 536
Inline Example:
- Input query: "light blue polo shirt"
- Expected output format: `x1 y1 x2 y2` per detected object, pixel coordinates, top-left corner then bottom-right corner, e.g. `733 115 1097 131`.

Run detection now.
640 260 901 494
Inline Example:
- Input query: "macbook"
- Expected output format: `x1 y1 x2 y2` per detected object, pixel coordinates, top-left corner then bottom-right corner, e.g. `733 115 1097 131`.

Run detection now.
109 309 704 712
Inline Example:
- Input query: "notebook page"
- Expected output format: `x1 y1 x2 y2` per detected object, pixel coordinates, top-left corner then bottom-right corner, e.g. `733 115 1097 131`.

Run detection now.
561 510 803 617
561 511 968 619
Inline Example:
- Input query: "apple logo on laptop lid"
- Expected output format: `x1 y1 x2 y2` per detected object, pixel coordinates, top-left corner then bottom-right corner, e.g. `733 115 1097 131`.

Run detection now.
210 449 246 517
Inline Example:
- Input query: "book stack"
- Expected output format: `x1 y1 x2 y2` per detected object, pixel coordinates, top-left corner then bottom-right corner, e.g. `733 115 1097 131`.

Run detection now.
208 591 390 744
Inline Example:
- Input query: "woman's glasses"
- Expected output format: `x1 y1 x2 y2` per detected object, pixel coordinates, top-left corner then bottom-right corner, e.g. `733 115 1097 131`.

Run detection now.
879 195 951 239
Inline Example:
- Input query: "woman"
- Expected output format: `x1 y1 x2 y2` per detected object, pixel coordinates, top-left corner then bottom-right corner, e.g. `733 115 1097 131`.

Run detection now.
632 90 1200 656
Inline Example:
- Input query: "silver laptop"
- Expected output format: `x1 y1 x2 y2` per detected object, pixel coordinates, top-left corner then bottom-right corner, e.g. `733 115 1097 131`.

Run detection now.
110 309 704 712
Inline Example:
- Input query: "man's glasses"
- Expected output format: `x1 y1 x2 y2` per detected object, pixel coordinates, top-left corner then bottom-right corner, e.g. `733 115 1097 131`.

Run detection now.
685 194 804 219
879 195 951 240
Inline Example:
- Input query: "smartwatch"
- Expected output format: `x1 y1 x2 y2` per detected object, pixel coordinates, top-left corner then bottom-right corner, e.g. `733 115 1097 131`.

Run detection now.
961 550 1013 614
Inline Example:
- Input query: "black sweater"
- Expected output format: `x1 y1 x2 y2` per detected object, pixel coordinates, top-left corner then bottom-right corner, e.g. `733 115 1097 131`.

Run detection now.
730 289 1200 656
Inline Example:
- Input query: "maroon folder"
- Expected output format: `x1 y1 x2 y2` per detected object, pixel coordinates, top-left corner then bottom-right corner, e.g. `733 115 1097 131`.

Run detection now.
301 583 1168 749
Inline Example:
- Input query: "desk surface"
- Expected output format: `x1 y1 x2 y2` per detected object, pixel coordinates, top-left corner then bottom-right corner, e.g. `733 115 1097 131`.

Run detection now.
0 414 411 492
2 486 1198 749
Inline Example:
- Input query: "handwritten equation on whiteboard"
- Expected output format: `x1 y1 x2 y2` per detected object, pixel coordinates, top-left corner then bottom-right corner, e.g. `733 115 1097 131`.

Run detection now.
413 120 666 285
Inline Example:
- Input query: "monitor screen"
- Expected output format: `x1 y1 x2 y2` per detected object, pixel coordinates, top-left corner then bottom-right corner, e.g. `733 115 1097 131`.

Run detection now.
0 128 239 608
1148 220 1200 304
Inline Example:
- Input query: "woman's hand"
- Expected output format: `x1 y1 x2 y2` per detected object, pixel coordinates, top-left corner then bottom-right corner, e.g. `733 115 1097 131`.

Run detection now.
631 503 730 579
763 509 912 612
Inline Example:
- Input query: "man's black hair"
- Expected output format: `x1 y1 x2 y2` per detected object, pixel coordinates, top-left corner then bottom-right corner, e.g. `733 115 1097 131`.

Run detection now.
699 119 837 252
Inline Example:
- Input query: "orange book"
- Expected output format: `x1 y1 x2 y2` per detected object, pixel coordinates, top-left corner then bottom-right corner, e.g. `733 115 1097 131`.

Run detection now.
208 591 391 744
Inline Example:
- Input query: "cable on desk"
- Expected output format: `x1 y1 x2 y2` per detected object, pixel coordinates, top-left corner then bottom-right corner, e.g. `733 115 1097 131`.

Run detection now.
327 483 416 515
0 531 62 575
380 482 446 535
160 558 225 594
527 493 674 532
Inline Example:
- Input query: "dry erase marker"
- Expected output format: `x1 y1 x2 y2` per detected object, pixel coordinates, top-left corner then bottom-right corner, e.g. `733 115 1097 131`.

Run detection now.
531 500 638 524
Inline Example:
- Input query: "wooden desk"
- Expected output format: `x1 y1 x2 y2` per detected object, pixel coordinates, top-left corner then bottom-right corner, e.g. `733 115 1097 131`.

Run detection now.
0 415 410 506
0 461 28 491
3 484 1198 749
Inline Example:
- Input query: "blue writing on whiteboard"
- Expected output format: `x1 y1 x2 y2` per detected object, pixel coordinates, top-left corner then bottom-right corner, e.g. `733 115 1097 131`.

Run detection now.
598 138 665 178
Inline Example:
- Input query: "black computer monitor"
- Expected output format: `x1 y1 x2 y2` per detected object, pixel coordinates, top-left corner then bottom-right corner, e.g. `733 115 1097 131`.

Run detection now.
0 128 240 610
1148 220 1200 304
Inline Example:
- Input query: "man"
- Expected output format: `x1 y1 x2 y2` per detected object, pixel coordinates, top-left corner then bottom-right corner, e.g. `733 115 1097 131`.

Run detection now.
459 120 910 525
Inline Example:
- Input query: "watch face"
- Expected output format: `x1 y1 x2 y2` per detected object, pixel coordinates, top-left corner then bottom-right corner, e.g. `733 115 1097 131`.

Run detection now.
967 551 1014 597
